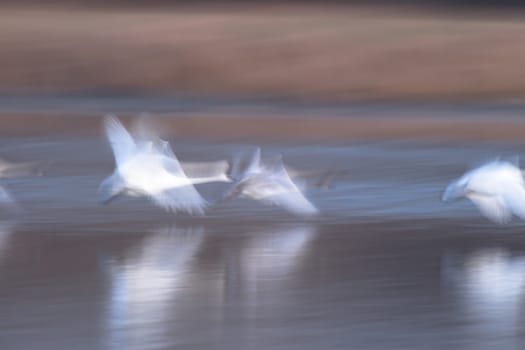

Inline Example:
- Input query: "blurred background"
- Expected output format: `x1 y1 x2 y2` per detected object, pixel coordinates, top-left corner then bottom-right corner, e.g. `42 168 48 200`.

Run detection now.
3 1 525 102
2 0 525 139
2 1 525 350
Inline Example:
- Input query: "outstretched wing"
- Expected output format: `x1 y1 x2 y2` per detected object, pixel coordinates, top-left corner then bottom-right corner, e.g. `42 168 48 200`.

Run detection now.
502 182 525 220
230 147 261 181
265 161 318 216
264 188 319 216
104 114 136 166
230 154 319 216
160 150 190 179
132 113 165 150
469 193 512 224
135 131 189 179
150 185 208 215
264 154 287 177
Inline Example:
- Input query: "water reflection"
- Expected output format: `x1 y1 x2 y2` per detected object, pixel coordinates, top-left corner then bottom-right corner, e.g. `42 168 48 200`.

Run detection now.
218 224 318 347
442 248 525 342
0 221 15 262
239 224 317 282
105 225 205 349
227 225 316 302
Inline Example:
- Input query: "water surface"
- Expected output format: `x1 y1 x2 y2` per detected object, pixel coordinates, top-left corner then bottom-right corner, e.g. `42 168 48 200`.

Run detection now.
0 130 524 349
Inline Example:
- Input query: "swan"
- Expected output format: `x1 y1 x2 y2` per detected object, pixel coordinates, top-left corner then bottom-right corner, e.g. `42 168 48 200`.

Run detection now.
99 114 230 214
442 160 525 224
224 147 318 216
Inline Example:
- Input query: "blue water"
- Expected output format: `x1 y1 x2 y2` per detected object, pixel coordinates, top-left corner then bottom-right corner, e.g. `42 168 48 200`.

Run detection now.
0 132 525 349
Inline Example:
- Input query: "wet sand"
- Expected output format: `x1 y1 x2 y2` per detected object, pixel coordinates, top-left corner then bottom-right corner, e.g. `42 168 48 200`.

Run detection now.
1 106 525 349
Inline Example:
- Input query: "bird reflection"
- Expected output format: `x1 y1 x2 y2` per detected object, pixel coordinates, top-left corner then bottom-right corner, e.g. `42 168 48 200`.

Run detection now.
240 224 317 280
105 225 204 349
220 224 317 342
442 248 525 337
224 224 317 307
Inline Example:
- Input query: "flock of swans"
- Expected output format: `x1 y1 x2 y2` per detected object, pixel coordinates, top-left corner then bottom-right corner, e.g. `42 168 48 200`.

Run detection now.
1 113 525 224
98 114 321 216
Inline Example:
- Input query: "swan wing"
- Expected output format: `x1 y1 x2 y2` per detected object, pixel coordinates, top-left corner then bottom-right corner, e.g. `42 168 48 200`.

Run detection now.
265 189 319 216
469 193 512 224
230 147 261 181
501 182 525 220
150 185 207 215
104 114 137 166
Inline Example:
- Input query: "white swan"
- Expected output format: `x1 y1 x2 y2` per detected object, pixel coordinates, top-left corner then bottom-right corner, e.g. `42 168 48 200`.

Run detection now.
99 115 230 214
442 160 525 224
224 147 318 216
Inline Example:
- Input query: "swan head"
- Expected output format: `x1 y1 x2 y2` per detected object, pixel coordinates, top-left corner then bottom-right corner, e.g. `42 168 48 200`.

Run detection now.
442 179 468 202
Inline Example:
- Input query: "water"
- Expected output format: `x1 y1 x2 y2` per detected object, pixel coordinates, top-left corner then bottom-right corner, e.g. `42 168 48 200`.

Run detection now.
1 134 525 349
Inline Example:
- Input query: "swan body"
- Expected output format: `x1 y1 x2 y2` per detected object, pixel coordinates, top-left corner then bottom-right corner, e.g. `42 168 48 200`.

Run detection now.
100 115 230 214
442 160 525 224
225 147 318 216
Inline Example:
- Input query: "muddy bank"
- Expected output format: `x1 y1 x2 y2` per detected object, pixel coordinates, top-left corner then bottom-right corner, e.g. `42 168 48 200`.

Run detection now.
2 107 525 142
2 5 525 101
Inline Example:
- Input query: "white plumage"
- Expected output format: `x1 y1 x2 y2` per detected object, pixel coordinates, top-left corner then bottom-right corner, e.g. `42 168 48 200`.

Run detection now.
442 160 525 224
99 115 230 214
225 147 318 216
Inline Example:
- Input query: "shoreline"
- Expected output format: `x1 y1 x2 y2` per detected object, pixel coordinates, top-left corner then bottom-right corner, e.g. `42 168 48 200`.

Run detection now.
0 112 525 142
2 5 525 101
2 106 525 142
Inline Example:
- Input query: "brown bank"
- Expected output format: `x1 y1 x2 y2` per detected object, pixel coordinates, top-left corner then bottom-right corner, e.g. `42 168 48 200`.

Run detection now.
2 4 525 101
